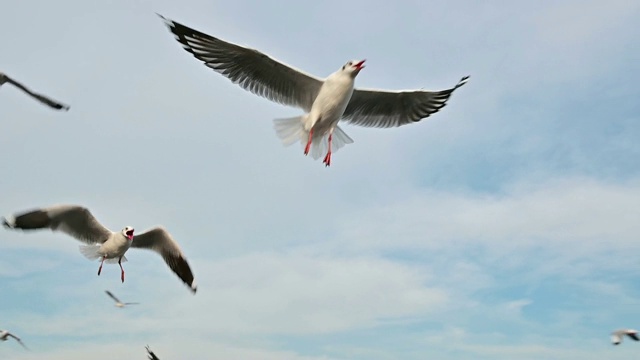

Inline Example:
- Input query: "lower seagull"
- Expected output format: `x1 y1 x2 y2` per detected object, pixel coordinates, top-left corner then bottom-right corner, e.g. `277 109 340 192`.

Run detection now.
611 329 640 345
105 290 140 308
2 205 197 293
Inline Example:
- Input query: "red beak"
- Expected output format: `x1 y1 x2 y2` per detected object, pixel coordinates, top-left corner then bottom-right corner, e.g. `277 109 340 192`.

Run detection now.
354 59 366 70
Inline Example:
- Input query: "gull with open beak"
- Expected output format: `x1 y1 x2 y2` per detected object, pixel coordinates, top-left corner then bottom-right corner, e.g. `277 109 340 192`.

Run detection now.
158 14 468 166
2 205 197 293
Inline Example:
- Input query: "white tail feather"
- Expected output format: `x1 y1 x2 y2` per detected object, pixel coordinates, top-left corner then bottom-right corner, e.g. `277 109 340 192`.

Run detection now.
273 115 307 147
308 125 354 160
79 245 102 260
273 116 354 161
331 125 354 151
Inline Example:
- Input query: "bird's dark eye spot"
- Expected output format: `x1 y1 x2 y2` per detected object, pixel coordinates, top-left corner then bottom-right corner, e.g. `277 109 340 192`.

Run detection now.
348 61 352 65
342 65 345 70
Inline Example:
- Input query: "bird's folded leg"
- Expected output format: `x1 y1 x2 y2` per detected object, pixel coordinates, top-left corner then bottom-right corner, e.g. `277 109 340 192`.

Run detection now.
304 129 314 155
323 133 333 167
118 257 125 283
97 256 106 276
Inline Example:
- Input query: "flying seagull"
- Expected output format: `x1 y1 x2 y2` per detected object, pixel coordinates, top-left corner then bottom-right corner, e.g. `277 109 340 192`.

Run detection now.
2 205 197 293
611 329 640 345
146 345 160 360
0 72 70 111
105 290 140 307
0 329 28 349
158 14 468 166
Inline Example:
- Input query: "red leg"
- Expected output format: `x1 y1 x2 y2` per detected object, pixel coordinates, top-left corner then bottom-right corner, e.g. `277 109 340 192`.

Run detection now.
304 129 314 156
97 256 105 276
118 257 125 283
323 133 333 167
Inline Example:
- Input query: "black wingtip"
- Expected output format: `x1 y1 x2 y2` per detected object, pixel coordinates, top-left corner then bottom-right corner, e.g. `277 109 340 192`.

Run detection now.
156 13 174 27
53 103 70 111
455 75 470 89
2 217 11 228
146 345 160 360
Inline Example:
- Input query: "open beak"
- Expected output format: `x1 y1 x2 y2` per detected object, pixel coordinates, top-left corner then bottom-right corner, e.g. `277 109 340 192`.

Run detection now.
354 59 366 70
126 229 134 240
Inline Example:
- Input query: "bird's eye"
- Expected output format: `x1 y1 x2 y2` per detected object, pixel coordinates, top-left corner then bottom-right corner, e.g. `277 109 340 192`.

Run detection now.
348 61 353 65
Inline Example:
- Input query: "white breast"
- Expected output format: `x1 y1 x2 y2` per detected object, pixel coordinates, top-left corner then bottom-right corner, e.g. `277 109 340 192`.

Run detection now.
99 233 131 258
306 73 355 132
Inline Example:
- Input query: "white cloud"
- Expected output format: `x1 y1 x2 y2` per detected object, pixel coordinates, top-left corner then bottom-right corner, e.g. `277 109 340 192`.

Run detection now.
14 251 447 339
330 177 640 258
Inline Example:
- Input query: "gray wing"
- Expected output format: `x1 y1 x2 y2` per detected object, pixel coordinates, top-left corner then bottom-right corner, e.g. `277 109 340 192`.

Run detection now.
158 14 323 112
342 76 469 128
146 345 160 360
7 333 28 350
2 73 70 111
2 205 112 244
131 226 197 293
105 290 122 303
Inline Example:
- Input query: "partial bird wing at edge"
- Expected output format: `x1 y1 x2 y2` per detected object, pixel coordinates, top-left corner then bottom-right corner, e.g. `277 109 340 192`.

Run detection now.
131 226 197 293
3 74 70 111
7 333 28 349
158 14 324 112
342 76 469 128
146 345 161 360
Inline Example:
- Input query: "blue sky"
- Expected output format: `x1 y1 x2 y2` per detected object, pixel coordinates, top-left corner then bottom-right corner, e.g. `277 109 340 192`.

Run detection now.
1 0 639 359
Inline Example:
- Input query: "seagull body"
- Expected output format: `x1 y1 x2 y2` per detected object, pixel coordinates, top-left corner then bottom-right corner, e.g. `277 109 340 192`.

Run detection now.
2 205 197 293
105 290 139 308
611 329 640 345
0 72 70 111
0 329 28 349
158 14 468 166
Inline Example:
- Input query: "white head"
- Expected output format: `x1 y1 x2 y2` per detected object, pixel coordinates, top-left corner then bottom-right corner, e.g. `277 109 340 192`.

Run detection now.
121 226 135 241
340 59 366 78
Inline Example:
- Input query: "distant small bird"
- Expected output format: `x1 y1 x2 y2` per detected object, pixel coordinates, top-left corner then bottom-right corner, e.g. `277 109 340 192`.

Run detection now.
0 329 28 349
3 205 197 293
158 14 468 166
146 345 160 360
0 72 70 111
105 290 139 308
611 329 640 345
